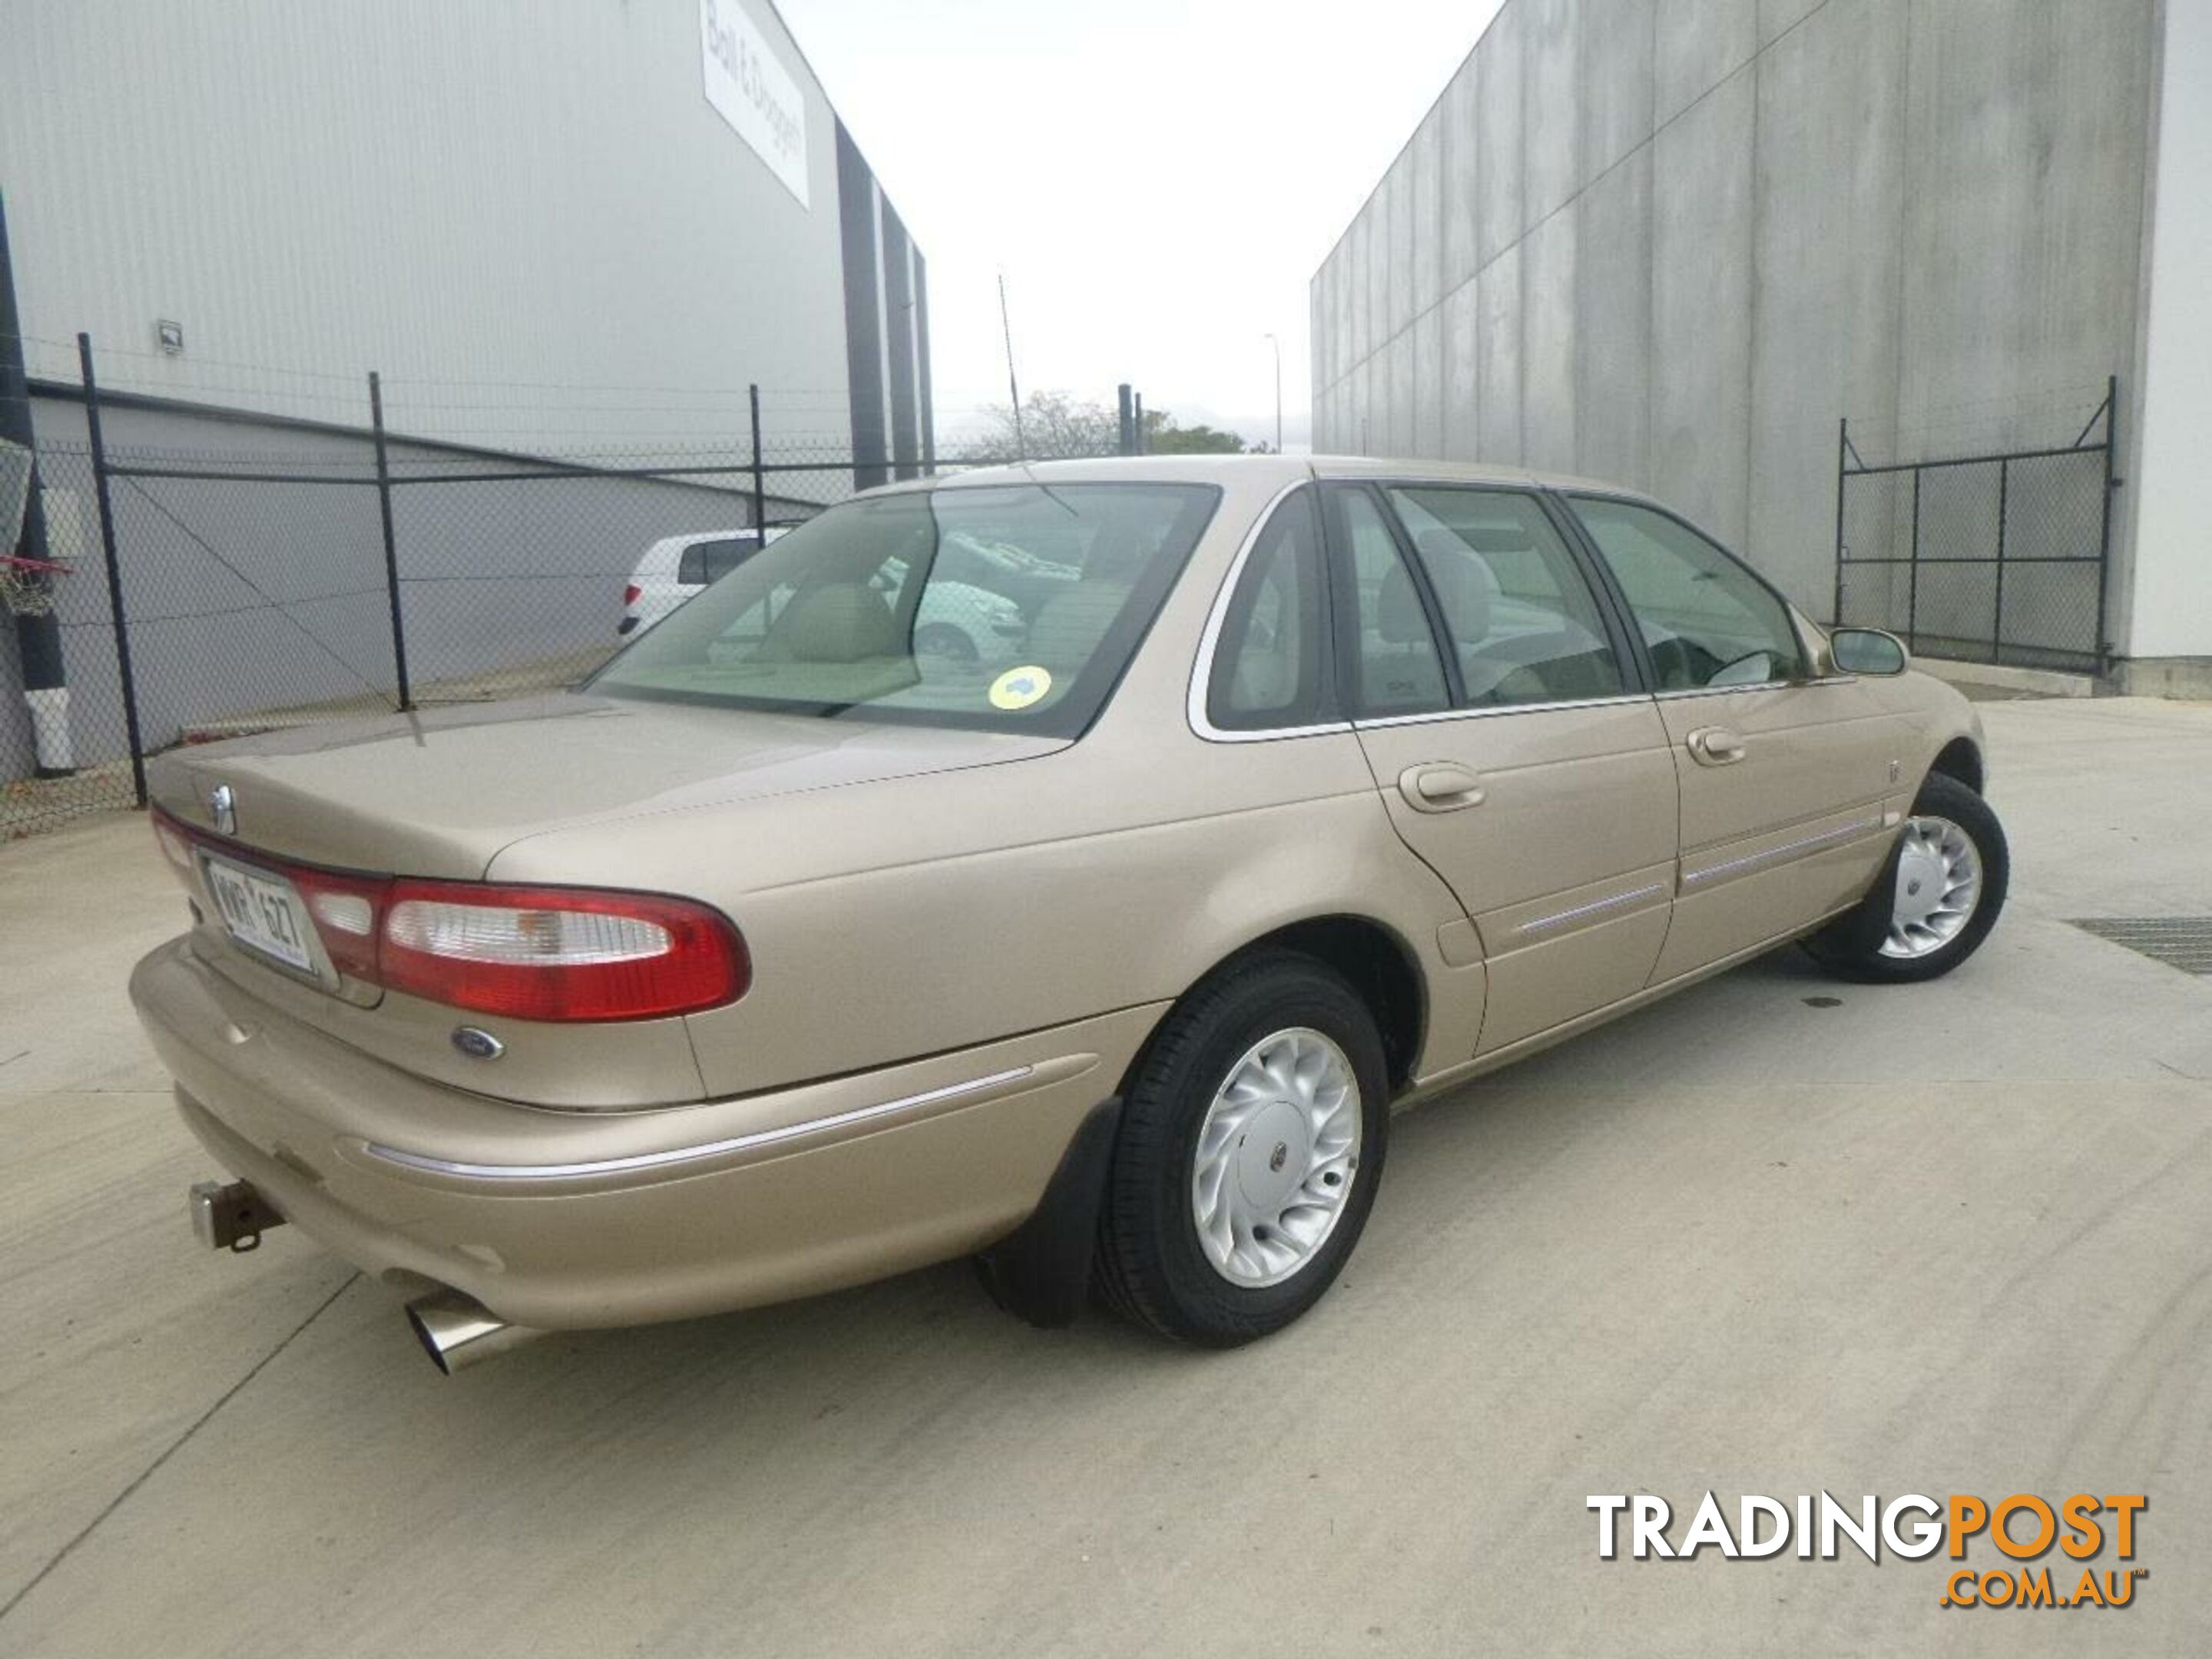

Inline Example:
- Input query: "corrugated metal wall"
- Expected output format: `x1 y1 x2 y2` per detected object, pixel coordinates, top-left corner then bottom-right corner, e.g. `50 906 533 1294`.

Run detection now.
0 0 868 455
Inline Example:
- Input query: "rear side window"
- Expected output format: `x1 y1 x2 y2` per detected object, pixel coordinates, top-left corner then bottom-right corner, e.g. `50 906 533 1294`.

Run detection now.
1385 488 1626 707
677 538 757 586
1326 487 1449 718
1207 489 1327 730
1569 498 1807 690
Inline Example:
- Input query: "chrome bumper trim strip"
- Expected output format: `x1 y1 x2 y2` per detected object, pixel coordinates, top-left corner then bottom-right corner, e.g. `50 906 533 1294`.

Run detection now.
364 1065 1036 1182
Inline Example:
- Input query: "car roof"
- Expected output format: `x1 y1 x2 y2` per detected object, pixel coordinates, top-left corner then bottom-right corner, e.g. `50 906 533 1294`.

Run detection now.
849 452 1649 502
643 528 759 554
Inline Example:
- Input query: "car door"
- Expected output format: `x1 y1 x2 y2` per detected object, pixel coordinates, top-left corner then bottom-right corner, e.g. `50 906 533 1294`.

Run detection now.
1564 494 1908 981
1328 482 1680 1056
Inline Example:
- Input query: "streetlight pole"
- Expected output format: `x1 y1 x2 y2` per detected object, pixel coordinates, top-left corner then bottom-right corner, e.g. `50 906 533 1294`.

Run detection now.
1262 333 1283 455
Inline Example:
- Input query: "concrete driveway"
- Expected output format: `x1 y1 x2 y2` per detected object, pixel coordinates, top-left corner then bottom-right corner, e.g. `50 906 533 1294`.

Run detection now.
2 697 2207 1656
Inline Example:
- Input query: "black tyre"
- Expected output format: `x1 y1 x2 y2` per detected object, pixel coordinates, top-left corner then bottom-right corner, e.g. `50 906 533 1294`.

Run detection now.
914 622 978 663
1803 771 2008 983
1096 950 1389 1346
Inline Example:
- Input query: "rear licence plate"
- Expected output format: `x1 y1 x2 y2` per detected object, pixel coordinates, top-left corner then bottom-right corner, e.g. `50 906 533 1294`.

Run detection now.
201 856 316 972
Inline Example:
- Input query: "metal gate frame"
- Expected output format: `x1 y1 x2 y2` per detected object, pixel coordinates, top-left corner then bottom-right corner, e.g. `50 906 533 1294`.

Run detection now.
1834 376 2118 675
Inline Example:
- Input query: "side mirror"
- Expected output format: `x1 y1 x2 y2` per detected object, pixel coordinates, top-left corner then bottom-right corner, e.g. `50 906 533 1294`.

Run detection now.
1830 627 1908 677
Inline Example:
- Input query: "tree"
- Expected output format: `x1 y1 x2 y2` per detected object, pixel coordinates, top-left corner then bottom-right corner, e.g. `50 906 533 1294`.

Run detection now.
963 393 1263 460
964 392 1120 462
1142 410 1250 455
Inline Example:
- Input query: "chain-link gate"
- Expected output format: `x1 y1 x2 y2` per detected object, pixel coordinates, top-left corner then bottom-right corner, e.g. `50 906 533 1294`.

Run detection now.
1834 378 2118 675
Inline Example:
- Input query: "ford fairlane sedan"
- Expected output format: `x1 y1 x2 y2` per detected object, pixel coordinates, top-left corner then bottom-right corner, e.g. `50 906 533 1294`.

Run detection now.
131 455 2005 1371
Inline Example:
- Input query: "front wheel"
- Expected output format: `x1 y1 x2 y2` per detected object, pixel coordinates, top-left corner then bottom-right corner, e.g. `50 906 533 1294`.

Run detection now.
1803 771 2008 983
1096 952 1389 1346
914 621 979 664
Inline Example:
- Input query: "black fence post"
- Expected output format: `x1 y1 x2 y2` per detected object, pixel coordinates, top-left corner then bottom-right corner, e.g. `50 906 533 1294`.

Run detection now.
2095 373 2118 676
1905 468 1922 654
1991 458 2009 665
77 333 147 807
749 383 767 537
1831 416 1848 628
368 372 412 710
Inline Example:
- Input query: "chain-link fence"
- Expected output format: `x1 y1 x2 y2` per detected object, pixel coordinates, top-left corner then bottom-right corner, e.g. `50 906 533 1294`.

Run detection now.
2 343 1126 838
1835 379 2117 675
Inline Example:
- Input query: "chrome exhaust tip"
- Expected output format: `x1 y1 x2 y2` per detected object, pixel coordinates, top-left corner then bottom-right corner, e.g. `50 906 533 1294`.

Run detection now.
404 1287 546 1375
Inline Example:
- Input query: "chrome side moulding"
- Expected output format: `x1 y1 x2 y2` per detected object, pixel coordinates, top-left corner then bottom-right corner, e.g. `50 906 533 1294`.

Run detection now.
363 1065 1038 1182
1513 881 1670 937
1681 816 1884 888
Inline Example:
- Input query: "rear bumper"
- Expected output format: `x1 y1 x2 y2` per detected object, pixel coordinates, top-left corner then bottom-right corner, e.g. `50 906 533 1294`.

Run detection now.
131 935 1164 1329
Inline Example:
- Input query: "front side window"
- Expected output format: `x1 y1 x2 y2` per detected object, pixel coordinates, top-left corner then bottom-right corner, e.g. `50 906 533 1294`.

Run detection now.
1570 498 1808 690
1328 487 1449 718
1385 488 1626 707
1207 489 1326 730
594 483 1218 736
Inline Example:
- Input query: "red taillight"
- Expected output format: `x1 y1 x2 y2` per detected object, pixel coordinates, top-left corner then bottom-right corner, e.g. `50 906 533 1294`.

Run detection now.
623 583 642 607
151 810 747 1022
379 881 748 1021
292 866 390 982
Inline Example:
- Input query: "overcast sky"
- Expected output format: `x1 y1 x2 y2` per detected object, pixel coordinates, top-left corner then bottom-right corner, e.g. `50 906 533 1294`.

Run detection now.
773 0 1507 450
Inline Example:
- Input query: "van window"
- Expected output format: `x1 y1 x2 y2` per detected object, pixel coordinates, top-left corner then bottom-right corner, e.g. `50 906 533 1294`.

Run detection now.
677 538 758 587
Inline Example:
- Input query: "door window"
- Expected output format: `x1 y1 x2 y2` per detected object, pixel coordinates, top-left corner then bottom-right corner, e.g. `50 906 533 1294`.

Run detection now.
1327 488 1449 718
1207 489 1327 730
1385 488 1627 707
1568 498 1808 690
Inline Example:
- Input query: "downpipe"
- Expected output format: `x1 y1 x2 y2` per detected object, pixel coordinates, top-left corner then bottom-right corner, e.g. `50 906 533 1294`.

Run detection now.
405 1287 549 1375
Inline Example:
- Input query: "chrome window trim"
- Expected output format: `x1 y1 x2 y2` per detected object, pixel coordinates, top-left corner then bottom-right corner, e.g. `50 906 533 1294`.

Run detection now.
1187 477 1354 744
1681 816 1883 887
1651 680 1793 701
1650 674 1859 700
363 1065 1035 1182
1351 690 1654 731
1513 881 1670 937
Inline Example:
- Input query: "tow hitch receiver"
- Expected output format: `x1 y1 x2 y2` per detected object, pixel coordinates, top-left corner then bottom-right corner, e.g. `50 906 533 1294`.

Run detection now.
190 1180 286 1253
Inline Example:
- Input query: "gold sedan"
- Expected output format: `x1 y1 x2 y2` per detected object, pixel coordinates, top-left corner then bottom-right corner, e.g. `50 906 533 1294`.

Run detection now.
131 455 2003 1371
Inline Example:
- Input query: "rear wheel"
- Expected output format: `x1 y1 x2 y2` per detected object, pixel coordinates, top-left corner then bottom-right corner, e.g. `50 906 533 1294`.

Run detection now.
1097 952 1389 1346
1804 771 2008 983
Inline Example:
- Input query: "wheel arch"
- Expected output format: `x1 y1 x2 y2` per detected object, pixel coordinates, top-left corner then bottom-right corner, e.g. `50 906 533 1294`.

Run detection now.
1928 734 1985 795
1144 913 1429 1097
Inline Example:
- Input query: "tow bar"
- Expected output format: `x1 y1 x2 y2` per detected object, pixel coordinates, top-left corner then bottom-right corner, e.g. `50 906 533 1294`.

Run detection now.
189 1179 286 1252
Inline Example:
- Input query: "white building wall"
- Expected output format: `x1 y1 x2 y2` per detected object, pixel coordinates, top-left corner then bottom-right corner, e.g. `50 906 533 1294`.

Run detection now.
2125 0 2212 666
1311 0 2162 644
0 0 853 452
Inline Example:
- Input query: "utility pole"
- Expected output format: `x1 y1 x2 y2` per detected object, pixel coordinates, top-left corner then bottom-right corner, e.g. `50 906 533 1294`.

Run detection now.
1263 333 1283 455
0 188 73 776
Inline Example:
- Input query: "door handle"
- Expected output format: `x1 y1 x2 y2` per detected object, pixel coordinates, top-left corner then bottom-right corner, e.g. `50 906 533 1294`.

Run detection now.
1397 763 1486 812
1687 726 1747 766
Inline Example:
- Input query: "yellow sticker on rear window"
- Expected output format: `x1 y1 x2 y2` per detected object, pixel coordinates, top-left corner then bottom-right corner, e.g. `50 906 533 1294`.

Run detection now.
988 665 1052 710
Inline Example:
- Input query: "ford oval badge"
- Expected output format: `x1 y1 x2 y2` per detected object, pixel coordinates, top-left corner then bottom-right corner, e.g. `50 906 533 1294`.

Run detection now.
452 1027 505 1061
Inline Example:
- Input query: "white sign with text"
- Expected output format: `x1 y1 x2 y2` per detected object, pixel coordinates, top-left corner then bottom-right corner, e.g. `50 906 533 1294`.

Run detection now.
700 0 809 207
